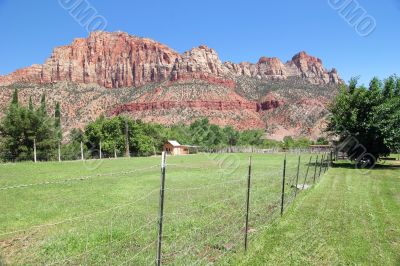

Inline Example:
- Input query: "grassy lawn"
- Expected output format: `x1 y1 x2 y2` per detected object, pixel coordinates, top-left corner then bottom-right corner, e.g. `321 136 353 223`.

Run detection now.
228 160 400 265
0 153 321 265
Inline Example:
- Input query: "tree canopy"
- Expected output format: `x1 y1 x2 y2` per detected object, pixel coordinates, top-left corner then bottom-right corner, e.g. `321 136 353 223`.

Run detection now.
0 90 58 161
327 76 400 163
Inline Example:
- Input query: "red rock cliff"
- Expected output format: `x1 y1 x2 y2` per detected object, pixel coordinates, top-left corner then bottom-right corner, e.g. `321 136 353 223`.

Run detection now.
0 32 343 88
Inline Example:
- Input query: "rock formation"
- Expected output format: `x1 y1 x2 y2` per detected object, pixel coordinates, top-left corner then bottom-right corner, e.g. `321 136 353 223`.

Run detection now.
0 32 342 88
0 31 343 140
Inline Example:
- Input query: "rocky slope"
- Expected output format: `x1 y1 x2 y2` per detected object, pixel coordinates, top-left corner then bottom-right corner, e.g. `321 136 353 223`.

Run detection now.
0 31 343 140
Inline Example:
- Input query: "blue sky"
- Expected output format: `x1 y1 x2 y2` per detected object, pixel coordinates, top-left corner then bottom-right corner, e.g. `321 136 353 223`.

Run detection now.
0 0 398 85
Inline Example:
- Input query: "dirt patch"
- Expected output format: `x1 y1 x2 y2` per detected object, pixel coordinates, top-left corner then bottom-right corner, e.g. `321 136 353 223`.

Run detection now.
0 230 39 265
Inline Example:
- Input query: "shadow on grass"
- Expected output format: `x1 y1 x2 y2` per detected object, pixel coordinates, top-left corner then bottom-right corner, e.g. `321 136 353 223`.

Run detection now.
0 255 5 266
332 161 400 170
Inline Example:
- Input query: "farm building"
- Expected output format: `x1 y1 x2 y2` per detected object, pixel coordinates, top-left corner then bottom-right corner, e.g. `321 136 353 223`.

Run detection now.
163 140 191 155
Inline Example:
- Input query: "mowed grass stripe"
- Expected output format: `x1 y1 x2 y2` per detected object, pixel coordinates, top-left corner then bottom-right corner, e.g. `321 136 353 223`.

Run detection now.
225 162 400 265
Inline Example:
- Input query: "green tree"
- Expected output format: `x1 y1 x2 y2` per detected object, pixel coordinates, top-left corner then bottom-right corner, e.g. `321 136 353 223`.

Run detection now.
39 94 47 116
383 75 396 98
327 77 400 164
238 130 264 146
394 77 400 96
28 96 34 111
262 139 281 148
282 136 295 150
223 126 239 147
11 89 19 105
0 91 57 161
54 102 62 141
62 129 86 160
316 137 329 145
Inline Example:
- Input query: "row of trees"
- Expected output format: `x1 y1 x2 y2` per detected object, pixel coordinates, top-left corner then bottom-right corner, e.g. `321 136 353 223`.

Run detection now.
328 75 400 162
0 90 61 161
0 89 329 162
72 116 271 158
75 116 330 158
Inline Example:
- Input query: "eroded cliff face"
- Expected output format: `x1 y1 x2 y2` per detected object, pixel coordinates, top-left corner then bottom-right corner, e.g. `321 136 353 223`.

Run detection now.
0 32 342 88
0 32 180 88
0 31 342 140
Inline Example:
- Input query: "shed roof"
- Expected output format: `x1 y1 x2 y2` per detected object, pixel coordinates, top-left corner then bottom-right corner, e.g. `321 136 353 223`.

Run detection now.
167 140 181 147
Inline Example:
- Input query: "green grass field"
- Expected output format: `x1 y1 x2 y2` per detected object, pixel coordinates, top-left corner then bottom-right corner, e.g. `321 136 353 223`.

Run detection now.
228 160 400 265
0 153 320 265
1 154 398 265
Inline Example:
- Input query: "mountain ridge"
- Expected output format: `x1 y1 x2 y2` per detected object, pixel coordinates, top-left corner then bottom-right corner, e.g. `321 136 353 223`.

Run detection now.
0 31 343 140
0 31 342 88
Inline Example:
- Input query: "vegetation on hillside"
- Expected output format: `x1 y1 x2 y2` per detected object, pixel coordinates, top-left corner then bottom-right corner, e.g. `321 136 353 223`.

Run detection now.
0 89 327 161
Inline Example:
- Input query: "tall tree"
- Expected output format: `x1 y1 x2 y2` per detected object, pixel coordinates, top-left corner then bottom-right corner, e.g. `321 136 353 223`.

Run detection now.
28 96 34 111
11 89 18 105
40 93 47 116
383 75 396 98
54 102 62 141
327 77 400 164
394 77 400 96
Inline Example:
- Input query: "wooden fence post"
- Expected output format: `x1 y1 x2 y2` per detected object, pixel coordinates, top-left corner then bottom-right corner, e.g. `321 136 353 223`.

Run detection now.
80 141 84 161
58 142 61 162
99 140 102 159
33 138 37 163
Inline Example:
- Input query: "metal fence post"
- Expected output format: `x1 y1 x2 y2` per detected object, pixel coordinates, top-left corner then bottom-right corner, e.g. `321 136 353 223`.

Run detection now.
302 156 312 189
324 153 329 173
280 155 287 216
244 156 252 252
294 155 301 198
313 155 319 183
156 152 167 266
318 155 324 179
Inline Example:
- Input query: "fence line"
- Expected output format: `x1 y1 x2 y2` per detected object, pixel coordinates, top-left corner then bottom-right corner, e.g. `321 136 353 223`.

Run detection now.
0 152 332 265
0 189 159 237
0 164 160 191
47 216 159 266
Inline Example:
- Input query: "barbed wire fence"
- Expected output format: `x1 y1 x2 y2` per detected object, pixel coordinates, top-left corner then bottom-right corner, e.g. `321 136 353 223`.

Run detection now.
0 151 333 265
